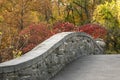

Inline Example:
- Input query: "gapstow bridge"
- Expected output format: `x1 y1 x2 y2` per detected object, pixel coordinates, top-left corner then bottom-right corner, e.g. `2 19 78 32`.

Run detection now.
0 32 120 80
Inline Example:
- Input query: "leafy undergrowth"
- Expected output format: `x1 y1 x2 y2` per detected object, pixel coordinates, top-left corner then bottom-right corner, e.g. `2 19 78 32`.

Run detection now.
19 23 52 53
0 22 107 63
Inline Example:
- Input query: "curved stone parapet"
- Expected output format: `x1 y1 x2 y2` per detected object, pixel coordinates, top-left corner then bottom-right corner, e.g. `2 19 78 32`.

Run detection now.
0 32 104 80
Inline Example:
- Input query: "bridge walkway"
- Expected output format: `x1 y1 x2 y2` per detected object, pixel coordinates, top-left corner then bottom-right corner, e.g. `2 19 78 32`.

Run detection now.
51 55 120 80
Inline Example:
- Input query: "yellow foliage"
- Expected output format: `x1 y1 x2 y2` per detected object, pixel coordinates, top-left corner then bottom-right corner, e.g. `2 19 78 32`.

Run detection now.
29 11 40 23
0 32 2 35
93 0 120 53
12 49 22 58
93 0 120 28
0 27 18 49
0 16 4 22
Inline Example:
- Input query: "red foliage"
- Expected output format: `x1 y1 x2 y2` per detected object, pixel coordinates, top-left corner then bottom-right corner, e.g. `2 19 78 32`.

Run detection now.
19 23 52 53
22 43 36 53
52 22 76 34
52 22 107 39
19 22 107 53
78 24 107 38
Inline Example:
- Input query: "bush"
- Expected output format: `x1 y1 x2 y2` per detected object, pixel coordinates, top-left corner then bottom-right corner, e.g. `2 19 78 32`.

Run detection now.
19 23 52 53
78 24 107 39
52 22 107 39
52 21 77 34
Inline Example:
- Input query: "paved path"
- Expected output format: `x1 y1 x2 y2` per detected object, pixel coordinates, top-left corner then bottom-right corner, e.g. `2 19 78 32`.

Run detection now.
51 55 120 80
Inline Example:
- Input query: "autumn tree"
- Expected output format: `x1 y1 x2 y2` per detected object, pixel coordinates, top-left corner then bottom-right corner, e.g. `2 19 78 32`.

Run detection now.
0 0 37 62
93 0 120 53
0 0 34 30
32 0 52 22
63 0 113 25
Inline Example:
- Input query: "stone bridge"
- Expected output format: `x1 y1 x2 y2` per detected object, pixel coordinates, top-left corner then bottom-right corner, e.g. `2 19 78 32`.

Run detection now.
0 32 120 80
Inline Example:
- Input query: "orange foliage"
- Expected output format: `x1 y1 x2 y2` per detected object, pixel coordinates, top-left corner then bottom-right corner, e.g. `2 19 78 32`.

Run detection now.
0 27 18 62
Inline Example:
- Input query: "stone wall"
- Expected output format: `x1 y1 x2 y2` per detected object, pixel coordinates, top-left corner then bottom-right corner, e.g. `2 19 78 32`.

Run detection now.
0 32 104 80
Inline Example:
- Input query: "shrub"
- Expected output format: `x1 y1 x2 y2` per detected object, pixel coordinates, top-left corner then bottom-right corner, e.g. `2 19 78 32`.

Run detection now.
78 24 107 39
19 23 52 53
52 21 76 34
52 22 107 39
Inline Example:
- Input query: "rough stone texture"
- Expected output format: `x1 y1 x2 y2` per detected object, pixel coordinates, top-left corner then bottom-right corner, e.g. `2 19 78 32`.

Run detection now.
0 32 104 80
95 38 106 49
51 55 120 80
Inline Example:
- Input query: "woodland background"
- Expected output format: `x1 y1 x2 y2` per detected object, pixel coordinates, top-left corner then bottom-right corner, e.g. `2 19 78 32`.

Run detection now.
0 0 120 62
